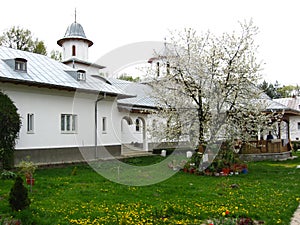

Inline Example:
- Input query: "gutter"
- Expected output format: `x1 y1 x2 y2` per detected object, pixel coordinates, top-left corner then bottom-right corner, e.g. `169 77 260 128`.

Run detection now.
95 93 106 158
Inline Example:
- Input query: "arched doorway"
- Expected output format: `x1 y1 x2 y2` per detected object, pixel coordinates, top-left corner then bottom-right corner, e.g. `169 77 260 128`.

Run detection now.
121 116 148 153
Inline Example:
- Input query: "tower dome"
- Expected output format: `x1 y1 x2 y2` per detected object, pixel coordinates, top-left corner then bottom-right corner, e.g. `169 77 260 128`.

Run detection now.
57 22 93 47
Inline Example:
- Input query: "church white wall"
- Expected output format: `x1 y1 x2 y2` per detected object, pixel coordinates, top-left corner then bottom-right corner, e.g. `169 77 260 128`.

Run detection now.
96 97 122 146
63 62 100 76
289 116 300 141
62 40 89 61
0 83 124 150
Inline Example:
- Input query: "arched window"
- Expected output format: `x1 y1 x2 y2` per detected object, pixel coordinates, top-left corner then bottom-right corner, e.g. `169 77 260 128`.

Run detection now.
72 45 76 56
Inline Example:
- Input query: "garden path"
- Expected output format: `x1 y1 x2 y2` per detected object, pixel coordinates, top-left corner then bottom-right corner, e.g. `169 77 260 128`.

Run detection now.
290 204 300 225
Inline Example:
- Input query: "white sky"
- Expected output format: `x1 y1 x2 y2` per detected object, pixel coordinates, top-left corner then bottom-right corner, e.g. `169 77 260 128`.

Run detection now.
0 0 299 85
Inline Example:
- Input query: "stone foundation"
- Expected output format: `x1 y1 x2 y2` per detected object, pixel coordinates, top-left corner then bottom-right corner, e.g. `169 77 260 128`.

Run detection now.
14 145 121 166
239 151 292 161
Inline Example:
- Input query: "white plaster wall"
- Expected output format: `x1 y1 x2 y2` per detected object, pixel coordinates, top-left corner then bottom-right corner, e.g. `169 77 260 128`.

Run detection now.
1 83 123 149
63 62 100 76
289 116 300 140
62 40 89 61
96 97 123 146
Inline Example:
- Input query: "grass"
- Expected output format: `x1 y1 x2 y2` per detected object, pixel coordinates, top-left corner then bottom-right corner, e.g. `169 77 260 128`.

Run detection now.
0 153 300 225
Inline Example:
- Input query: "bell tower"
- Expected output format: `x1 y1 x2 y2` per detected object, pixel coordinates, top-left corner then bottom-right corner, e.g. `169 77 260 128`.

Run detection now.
57 11 93 62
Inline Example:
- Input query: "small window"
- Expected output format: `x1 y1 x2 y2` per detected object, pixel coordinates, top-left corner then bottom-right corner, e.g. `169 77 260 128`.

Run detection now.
152 119 157 129
15 58 27 72
61 114 77 133
298 122 300 130
27 113 34 133
102 117 107 133
72 45 76 56
77 70 86 81
166 62 170 75
136 118 140 132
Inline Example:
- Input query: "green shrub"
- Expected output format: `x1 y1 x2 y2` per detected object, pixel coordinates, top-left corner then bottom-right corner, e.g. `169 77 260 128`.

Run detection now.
9 176 30 211
1 170 17 180
0 92 21 169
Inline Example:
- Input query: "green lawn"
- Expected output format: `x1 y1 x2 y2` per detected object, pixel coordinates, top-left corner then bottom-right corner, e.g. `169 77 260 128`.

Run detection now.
1 153 300 225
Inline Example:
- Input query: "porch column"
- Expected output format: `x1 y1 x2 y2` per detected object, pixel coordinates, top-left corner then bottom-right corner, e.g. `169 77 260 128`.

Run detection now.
143 124 148 151
286 121 290 140
278 121 281 139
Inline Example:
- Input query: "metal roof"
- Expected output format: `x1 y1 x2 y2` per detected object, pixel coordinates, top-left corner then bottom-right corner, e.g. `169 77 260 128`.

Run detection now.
65 22 87 38
265 99 290 111
57 22 93 47
107 78 157 108
273 97 300 110
0 46 129 97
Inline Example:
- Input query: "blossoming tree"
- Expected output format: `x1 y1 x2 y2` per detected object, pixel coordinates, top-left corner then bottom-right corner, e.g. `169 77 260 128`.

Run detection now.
147 20 275 153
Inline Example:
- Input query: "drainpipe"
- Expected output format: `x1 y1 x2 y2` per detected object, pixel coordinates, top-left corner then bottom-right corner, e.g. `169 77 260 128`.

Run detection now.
95 93 106 159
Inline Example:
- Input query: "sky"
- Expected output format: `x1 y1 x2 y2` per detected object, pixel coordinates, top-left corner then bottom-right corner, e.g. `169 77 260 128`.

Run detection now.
0 0 299 85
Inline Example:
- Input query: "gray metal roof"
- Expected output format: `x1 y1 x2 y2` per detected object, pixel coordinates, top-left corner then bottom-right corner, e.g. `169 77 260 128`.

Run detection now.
273 97 300 111
107 78 157 108
0 46 128 97
65 22 87 38
57 22 93 47
265 99 290 111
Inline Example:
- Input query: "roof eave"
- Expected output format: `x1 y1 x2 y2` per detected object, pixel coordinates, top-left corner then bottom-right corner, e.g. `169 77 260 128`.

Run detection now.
62 58 105 69
0 77 134 98
57 37 93 47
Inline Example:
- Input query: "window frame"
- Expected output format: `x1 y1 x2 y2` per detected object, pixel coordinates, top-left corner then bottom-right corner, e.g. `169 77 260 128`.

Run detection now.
15 58 27 72
102 117 107 133
77 70 86 81
72 45 76 56
61 114 77 133
27 113 34 134
135 118 140 132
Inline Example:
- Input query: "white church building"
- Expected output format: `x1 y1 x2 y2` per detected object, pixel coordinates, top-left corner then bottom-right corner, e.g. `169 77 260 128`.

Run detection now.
0 20 157 165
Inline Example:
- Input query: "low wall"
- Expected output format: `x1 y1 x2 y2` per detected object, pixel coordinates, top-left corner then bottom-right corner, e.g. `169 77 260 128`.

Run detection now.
14 145 121 166
239 151 292 161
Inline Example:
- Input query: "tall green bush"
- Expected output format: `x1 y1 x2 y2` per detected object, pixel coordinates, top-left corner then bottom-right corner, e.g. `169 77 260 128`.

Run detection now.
0 91 21 169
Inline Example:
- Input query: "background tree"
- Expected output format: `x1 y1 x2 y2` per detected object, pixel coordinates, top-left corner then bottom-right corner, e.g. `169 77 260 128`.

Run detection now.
33 40 47 55
277 84 297 98
50 50 62 61
0 92 21 169
148 20 274 150
118 73 140 82
258 80 279 99
0 26 47 55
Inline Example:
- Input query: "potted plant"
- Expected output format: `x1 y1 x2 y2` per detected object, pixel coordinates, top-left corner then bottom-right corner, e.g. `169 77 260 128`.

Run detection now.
17 157 37 187
183 163 190 173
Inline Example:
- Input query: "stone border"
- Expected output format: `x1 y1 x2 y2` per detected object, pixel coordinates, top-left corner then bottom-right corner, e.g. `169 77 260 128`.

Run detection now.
239 151 292 161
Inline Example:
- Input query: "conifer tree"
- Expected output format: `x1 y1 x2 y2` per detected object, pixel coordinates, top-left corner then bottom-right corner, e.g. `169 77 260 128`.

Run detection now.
9 176 30 211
